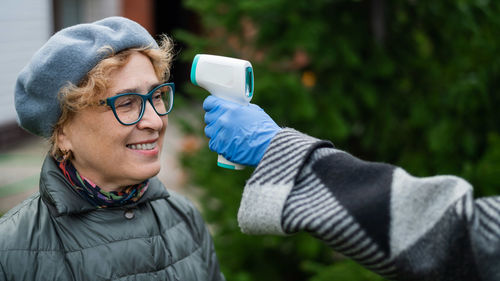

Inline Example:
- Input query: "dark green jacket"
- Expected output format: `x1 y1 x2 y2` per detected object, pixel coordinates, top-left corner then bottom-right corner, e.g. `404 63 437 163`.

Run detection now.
0 156 225 281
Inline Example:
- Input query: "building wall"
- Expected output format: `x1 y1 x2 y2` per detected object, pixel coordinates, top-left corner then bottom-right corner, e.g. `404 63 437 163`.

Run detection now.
53 0 121 31
122 0 154 34
82 0 121 23
0 0 52 125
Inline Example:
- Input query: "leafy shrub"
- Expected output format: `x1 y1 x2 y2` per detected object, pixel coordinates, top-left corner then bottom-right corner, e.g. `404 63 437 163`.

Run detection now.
175 0 500 280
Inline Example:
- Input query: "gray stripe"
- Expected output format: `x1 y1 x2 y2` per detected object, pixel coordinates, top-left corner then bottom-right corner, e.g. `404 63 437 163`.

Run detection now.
285 181 329 208
455 193 474 222
455 197 464 218
268 157 305 184
478 218 499 241
476 201 500 235
289 177 322 198
272 162 303 184
309 147 341 161
263 137 314 165
351 243 380 261
335 230 365 252
285 189 339 228
288 176 322 196
368 261 396 273
364 257 394 271
260 134 308 164
373 264 397 276
327 223 359 246
258 140 315 183
464 192 474 221
299 197 340 229
360 251 386 266
248 134 305 184
283 185 330 218
286 193 335 230
484 198 500 215
290 194 335 225
477 201 500 228
306 198 342 229
295 170 314 186
342 236 372 256
251 138 313 184
316 208 349 237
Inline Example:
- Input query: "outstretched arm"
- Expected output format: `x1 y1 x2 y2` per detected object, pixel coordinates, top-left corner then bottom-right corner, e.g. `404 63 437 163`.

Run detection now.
238 128 499 281
204 96 500 281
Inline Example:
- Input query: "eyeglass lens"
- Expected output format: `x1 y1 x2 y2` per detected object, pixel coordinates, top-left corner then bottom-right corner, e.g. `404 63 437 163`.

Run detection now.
113 84 173 124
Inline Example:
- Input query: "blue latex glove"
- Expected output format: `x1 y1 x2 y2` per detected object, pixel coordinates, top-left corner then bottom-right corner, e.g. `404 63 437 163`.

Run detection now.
203 95 281 166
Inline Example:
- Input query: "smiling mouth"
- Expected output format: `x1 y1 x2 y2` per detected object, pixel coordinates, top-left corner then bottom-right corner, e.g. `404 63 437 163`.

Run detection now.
126 141 158 150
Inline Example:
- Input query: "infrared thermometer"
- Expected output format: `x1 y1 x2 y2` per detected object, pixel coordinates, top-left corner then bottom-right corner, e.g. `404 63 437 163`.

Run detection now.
190 54 254 170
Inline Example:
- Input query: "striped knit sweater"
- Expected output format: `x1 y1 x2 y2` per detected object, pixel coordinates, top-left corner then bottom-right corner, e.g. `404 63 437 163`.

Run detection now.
237 128 500 281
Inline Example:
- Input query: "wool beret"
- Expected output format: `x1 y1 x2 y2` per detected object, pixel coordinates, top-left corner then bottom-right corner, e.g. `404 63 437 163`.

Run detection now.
15 16 159 137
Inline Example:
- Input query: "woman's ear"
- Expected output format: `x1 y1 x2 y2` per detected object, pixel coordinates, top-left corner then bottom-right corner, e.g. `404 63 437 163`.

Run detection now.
56 124 73 152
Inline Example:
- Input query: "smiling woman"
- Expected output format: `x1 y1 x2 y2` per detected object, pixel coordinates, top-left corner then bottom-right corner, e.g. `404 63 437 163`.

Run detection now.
50 36 173 162
55 52 169 190
0 17 225 281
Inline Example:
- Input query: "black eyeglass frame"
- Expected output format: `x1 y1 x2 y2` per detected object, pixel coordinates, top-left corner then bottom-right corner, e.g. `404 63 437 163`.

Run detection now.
99 82 175 126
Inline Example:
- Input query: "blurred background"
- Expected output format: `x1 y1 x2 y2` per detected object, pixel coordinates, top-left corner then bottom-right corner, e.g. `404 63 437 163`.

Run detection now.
1 0 500 280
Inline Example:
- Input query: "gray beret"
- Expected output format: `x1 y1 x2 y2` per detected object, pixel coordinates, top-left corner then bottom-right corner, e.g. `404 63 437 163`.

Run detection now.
15 16 159 137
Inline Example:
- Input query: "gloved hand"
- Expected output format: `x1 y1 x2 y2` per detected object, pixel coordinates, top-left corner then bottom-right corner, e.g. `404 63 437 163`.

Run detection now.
203 95 281 166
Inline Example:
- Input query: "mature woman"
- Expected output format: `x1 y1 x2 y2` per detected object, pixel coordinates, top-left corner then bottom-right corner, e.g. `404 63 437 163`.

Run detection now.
0 17 224 280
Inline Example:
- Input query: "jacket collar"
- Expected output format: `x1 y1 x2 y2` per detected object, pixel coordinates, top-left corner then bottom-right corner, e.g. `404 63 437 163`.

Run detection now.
39 155 170 216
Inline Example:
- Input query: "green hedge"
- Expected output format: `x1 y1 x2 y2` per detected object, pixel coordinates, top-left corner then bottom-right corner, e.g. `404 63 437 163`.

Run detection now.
175 0 500 280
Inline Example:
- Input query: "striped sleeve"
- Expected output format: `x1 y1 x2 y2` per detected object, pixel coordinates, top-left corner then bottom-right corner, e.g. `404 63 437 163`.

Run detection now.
238 128 500 281
237 128 333 234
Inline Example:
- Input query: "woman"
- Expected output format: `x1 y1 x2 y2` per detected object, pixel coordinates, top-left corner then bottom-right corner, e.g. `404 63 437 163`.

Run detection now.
0 17 224 280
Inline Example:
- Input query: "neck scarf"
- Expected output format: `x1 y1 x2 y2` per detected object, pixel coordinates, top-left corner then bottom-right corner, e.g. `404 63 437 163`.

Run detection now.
58 160 149 208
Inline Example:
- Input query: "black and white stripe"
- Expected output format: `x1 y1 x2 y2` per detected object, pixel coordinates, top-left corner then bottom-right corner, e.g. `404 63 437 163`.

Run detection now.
475 198 500 242
282 148 397 279
239 128 500 280
248 129 331 186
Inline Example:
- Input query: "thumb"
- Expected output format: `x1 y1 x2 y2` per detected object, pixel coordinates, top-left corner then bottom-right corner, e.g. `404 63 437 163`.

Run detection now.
203 95 223 111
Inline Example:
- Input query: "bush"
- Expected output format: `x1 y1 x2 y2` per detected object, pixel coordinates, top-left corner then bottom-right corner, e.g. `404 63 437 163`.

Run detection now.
175 0 500 280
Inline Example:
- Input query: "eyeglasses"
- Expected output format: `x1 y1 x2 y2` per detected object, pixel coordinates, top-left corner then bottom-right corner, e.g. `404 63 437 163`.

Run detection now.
99 82 174 125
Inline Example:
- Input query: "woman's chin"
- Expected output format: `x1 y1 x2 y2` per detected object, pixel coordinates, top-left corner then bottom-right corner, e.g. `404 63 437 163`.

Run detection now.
134 164 161 182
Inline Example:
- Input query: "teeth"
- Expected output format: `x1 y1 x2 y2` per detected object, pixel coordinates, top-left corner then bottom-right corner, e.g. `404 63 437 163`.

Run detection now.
127 142 157 150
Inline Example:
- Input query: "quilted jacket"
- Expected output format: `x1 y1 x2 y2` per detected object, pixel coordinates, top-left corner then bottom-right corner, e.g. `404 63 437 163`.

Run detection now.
0 155 225 281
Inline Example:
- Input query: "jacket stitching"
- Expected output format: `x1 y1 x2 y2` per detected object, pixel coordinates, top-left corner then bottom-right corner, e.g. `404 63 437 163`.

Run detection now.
110 246 203 280
0 259 7 280
0 220 192 254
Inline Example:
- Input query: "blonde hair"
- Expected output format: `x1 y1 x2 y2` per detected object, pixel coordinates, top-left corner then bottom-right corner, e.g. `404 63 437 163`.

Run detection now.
50 35 174 160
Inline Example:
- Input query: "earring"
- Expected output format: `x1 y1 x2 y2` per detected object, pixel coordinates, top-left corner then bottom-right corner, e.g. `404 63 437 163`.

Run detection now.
60 149 71 162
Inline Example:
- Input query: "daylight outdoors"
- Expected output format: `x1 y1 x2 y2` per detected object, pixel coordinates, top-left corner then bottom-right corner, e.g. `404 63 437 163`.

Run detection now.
1 0 500 280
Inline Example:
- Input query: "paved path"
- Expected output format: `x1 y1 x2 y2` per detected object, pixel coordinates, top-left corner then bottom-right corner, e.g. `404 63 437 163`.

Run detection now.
0 137 47 213
0 118 194 214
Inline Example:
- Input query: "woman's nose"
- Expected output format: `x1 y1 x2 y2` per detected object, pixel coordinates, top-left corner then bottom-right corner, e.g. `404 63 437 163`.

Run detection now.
136 102 164 130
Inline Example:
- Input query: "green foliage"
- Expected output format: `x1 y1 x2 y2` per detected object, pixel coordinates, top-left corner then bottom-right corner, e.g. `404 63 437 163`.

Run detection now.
302 259 386 281
175 0 500 280
181 140 337 281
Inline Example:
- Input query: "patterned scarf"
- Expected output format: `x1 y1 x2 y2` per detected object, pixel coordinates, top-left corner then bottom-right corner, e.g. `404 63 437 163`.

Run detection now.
58 160 149 208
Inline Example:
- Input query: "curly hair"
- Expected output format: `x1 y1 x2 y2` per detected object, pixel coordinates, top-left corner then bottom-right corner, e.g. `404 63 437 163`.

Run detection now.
50 35 175 160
